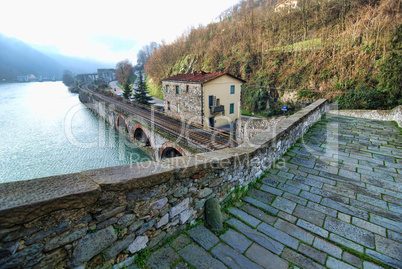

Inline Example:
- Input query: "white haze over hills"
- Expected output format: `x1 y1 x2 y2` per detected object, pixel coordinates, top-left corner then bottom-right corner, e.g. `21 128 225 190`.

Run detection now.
0 33 114 81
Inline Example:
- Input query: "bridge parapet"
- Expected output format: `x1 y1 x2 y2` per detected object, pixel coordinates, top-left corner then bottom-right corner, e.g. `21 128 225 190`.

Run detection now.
0 99 329 268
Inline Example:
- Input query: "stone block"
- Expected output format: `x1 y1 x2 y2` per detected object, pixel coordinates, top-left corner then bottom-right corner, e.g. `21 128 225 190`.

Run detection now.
148 231 167 249
220 229 252 253
128 236 148 254
337 212 351 223
260 184 283 196
298 244 327 265
212 242 263 269
281 248 325 269
136 218 157 235
229 208 260 228
170 235 192 251
227 218 284 255
25 221 70 245
306 201 338 217
0 243 43 268
179 209 194 224
95 206 126 222
245 243 289 269
243 196 279 215
151 198 168 210
178 244 226 269
351 217 386 236
155 214 169 229
173 187 188 198
257 223 299 250
146 245 180 269
70 226 117 267
271 197 297 214
329 234 364 253
198 188 213 198
241 204 277 224
365 249 402 269
321 198 368 220
374 235 402 261
313 237 342 259
117 214 136 228
370 214 402 233
296 219 328 238
342 252 362 268
278 211 297 223
187 225 219 250
326 257 355 269
248 188 276 204
274 219 314 244
324 216 375 248
283 192 308 206
300 191 322 203
104 233 135 260
294 205 325 227
169 198 189 218
44 227 87 251
128 220 144 233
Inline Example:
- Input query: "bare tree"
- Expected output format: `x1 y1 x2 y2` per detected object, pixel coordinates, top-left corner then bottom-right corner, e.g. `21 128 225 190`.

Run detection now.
115 59 133 85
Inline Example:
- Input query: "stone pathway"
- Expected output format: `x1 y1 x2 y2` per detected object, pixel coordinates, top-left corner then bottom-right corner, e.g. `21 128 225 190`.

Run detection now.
125 114 402 269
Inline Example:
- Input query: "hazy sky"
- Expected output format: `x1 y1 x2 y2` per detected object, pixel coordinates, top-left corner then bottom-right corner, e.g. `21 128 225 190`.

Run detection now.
1 0 240 65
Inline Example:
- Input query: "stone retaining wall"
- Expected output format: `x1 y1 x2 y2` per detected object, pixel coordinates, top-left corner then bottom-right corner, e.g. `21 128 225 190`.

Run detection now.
329 105 402 127
0 100 329 268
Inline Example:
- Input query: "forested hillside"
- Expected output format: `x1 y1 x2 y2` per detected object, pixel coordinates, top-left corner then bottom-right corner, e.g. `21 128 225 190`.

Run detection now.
145 0 401 113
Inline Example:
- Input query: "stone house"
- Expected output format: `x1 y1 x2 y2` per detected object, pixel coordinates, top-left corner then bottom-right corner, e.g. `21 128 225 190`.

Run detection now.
162 71 244 129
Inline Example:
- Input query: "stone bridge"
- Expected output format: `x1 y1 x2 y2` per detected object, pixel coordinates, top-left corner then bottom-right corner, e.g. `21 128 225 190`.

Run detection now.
78 88 232 161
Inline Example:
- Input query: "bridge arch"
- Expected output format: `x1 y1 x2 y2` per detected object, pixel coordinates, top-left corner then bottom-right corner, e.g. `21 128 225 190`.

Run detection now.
159 142 186 160
115 113 129 134
133 124 155 156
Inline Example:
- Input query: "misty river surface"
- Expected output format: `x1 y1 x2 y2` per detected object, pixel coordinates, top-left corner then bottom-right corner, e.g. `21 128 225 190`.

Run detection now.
0 82 151 183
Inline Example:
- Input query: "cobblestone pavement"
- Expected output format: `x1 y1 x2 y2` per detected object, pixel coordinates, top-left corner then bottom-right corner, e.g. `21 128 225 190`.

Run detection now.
126 114 402 269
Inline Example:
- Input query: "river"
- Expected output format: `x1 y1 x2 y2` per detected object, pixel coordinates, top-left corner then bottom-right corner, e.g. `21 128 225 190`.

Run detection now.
0 82 151 183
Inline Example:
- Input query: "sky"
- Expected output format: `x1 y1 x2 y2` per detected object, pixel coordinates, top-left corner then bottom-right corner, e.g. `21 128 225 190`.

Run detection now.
0 0 240 65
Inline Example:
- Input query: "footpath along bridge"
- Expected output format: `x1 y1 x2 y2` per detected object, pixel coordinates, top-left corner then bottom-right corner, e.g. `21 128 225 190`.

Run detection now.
78 86 237 161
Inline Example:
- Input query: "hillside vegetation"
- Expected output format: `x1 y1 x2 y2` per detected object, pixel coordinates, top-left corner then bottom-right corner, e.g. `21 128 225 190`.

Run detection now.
145 0 401 113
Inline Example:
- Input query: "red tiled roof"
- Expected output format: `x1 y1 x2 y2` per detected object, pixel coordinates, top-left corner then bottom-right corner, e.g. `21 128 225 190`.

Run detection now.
162 71 245 84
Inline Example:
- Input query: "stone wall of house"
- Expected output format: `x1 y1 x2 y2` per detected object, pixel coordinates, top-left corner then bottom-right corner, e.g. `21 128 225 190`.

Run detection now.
162 82 203 125
0 100 329 268
329 106 402 128
236 116 287 144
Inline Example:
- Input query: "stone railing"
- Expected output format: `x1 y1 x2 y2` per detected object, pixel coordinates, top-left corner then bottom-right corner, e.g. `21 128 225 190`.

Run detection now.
0 99 329 268
236 116 286 143
329 105 402 128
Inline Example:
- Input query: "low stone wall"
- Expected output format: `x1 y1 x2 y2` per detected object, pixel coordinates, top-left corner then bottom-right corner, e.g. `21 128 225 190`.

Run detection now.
329 106 402 127
0 100 329 268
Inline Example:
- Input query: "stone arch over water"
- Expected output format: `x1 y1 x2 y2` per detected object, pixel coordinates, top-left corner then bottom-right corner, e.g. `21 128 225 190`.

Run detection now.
115 113 129 134
159 142 185 160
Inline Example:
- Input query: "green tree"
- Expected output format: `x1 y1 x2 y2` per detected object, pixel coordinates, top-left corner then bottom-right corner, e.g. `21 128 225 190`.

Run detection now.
123 81 132 100
133 72 153 105
62 70 74 86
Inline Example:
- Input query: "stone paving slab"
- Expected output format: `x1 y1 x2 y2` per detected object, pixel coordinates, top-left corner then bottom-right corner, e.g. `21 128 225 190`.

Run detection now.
123 114 401 269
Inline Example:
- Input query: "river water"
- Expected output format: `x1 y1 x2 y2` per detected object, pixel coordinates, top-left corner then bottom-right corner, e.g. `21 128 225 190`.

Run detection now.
0 82 151 183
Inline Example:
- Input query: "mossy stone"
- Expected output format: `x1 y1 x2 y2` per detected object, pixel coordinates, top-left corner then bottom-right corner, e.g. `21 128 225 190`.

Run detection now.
205 198 223 231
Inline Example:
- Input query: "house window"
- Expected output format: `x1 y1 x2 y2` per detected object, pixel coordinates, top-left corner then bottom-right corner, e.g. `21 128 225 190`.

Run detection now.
229 103 234 114
176 86 179 94
208 95 214 107
230 85 235 94
167 101 170 110
177 103 180 113
166 85 170 93
186 85 189 93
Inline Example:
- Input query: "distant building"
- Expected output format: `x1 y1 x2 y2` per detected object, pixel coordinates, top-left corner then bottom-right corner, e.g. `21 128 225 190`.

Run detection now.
75 73 98 83
162 71 244 129
97 69 116 83
16 74 36 82
275 0 299 12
